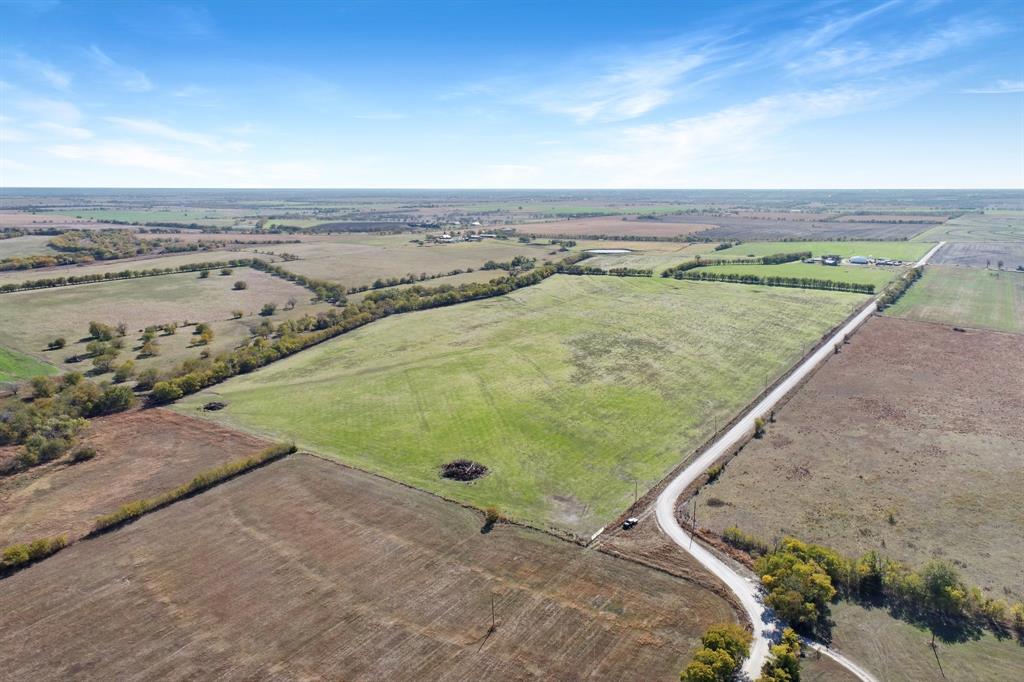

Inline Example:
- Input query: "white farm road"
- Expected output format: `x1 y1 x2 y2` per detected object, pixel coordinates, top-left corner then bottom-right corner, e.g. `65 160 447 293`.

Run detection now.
654 242 944 680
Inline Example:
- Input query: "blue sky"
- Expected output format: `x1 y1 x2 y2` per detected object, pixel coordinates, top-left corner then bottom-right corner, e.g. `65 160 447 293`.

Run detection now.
1 0 1022 188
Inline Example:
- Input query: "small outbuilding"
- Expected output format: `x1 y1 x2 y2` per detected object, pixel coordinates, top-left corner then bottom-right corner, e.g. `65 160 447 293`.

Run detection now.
849 255 869 265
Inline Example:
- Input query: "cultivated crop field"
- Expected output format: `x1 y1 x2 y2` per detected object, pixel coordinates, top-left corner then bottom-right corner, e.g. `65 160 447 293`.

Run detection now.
0 409 270 545
697 316 1024 600
0 454 738 680
887 265 1024 334
931 241 1024 269
178 275 866 536
273 234 559 286
0 269 318 374
521 216 717 238
646 215 937 241
912 211 1024 242
713 240 932 261
694 261 899 289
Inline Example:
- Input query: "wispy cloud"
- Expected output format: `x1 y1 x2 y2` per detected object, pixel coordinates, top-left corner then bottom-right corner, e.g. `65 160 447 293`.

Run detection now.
7 51 71 89
354 112 406 120
88 46 153 92
962 79 1024 94
35 121 93 139
105 117 249 151
15 96 81 124
46 142 199 176
572 84 919 186
172 84 208 98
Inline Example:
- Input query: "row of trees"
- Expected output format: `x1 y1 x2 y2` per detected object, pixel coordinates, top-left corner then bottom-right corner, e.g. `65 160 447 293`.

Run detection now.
147 255 585 404
679 622 800 682
877 266 923 308
743 536 1024 639
660 252 812 279
0 258 256 293
556 263 654 277
678 270 876 294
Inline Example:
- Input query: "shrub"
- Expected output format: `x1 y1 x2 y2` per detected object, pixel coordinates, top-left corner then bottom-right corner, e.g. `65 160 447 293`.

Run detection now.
221 268 233 276
754 417 766 438
1 535 67 572
198 269 210 278
706 463 724 483
70 446 97 463
760 627 801 681
48 337 66 350
113 360 136 383
722 526 769 556
134 367 159 391
30 375 57 398
231 309 244 319
233 280 248 290
260 302 277 316
149 381 183 403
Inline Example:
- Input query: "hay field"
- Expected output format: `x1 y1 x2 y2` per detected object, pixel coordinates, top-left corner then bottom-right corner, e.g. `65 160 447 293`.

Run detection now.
694 262 898 288
887 266 1024 334
178 275 865 536
0 454 738 680
697 316 1024 600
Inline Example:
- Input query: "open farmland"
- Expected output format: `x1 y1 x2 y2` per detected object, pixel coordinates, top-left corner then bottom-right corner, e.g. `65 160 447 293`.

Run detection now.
826 602 1024 681
0 268 318 374
179 275 866 536
0 454 738 680
887 266 1024 334
0 249 254 287
0 409 270 545
0 235 59 259
0 346 58 384
713 240 932 261
579 243 717 273
696 316 1024 600
641 215 936 241
272 234 559 286
692 261 899 289
912 211 1024 242
520 216 716 238
931 241 1024 269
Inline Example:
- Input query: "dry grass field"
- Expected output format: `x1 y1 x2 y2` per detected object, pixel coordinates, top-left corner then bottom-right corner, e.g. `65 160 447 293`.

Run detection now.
887 266 1024 334
275 234 559 286
0 268 320 375
0 409 270 546
0 454 738 680
0 249 252 287
697 316 1024 600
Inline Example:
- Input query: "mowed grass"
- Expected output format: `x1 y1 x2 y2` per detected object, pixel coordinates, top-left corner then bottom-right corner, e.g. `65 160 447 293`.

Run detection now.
178 275 865 536
713 240 932 261
0 269 319 375
0 346 58 384
887 266 1024 334
912 211 1024 242
694 262 899 289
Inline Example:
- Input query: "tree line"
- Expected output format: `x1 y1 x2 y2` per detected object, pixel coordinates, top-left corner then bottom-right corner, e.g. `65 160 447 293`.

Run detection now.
661 251 812 278
877 265 923 308
147 254 588 404
678 270 876 294
0 258 257 293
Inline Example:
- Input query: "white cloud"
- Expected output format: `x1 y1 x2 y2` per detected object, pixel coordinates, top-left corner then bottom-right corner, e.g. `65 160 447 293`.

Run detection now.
8 52 71 89
172 84 208 98
354 112 406 120
962 79 1024 94
105 117 249 152
88 46 154 92
46 142 199 176
15 97 81 124
34 121 93 139
570 85 911 186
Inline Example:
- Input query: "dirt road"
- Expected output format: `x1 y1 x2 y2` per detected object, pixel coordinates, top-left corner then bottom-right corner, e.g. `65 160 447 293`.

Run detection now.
653 243 944 679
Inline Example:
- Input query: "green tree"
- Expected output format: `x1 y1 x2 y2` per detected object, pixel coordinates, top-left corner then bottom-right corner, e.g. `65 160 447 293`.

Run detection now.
199 269 210 278
233 280 248 290
759 627 801 681
681 623 751 682
113 360 136 383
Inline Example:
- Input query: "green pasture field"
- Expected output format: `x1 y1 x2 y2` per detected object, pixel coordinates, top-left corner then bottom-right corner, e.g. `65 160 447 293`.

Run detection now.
276 234 561 286
887 265 1023 334
912 211 1024 242
0 269 322 376
577 242 718 273
0 235 59 259
0 346 59 384
177 275 865 536
693 261 899 289
712 240 933 261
